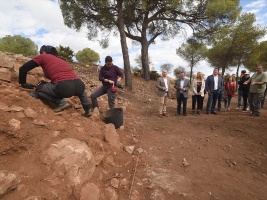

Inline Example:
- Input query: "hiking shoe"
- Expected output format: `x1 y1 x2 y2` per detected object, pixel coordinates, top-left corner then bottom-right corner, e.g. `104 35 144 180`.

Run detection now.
29 93 40 99
54 100 70 112
83 110 93 117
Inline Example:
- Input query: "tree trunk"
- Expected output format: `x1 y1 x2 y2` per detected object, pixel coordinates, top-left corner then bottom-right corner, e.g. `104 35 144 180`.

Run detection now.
117 0 132 90
189 64 193 85
235 60 241 92
141 40 150 80
222 67 225 77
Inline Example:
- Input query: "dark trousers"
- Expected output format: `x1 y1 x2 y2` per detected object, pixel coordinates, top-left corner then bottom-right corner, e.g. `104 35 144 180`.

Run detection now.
224 95 233 108
217 92 222 110
237 90 243 107
192 95 202 110
248 92 263 114
261 88 267 108
200 95 205 110
91 86 116 109
177 93 187 114
206 90 219 113
242 92 249 111
36 79 90 110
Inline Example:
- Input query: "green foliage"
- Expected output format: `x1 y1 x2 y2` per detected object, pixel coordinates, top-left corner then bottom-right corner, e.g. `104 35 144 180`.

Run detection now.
177 38 207 82
134 54 151 68
206 38 233 72
206 0 241 24
244 41 267 71
56 45 74 62
75 48 100 63
149 71 160 80
173 66 189 78
59 0 241 80
160 63 173 73
207 12 266 76
0 35 38 56
230 13 266 64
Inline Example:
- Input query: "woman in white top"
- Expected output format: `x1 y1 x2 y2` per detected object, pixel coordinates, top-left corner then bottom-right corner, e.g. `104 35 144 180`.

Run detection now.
192 72 205 115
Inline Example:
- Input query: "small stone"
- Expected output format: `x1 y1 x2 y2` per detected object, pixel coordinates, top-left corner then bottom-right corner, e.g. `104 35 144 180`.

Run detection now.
120 178 128 186
146 183 155 189
111 178 119 189
33 119 46 126
182 158 189 167
9 119 21 131
124 146 135 154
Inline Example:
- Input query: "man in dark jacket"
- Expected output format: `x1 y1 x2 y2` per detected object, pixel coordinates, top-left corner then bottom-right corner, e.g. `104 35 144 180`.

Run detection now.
205 68 223 115
19 45 92 117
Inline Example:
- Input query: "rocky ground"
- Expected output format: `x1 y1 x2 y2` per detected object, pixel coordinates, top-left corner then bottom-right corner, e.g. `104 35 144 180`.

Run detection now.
0 52 266 200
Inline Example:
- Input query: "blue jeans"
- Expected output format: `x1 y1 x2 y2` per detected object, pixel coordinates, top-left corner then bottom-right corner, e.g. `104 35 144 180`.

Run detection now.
206 90 219 113
91 86 117 109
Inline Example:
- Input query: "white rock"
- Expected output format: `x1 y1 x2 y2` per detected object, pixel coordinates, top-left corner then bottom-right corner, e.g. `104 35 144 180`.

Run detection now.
8 119 21 131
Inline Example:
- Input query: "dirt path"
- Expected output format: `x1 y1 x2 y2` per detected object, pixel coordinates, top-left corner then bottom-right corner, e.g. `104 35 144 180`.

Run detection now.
121 89 267 200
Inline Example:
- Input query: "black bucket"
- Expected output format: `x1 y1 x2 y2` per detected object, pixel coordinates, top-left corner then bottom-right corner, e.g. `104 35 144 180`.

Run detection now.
103 108 123 129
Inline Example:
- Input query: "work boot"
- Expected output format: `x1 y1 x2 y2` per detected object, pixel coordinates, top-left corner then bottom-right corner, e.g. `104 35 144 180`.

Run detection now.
83 108 93 117
54 100 70 112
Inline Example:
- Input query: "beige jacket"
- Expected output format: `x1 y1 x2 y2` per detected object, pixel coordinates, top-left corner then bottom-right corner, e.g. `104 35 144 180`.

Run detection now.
192 79 205 97
156 77 171 97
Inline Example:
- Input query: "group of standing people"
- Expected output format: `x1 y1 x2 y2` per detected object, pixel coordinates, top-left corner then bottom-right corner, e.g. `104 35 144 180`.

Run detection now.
157 66 267 117
18 45 266 118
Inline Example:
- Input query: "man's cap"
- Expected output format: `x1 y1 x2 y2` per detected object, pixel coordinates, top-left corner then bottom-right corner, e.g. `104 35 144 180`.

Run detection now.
245 72 250 75
241 70 246 73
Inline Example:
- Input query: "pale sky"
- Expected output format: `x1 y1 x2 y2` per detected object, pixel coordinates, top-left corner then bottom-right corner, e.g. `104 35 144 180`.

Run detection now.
0 0 266 77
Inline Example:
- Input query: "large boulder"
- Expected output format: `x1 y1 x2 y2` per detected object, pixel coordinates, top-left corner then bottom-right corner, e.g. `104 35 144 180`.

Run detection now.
42 138 96 187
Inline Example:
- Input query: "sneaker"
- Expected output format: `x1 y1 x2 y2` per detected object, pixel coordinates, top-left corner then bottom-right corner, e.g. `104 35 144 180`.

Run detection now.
242 110 247 112
83 109 93 117
192 111 196 115
211 111 218 115
227 108 230 111
158 114 163 118
197 111 201 115
29 93 40 99
162 113 168 117
235 107 241 110
54 100 71 112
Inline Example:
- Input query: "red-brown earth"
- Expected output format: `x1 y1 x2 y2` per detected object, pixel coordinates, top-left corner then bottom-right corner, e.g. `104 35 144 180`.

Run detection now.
0 52 266 200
